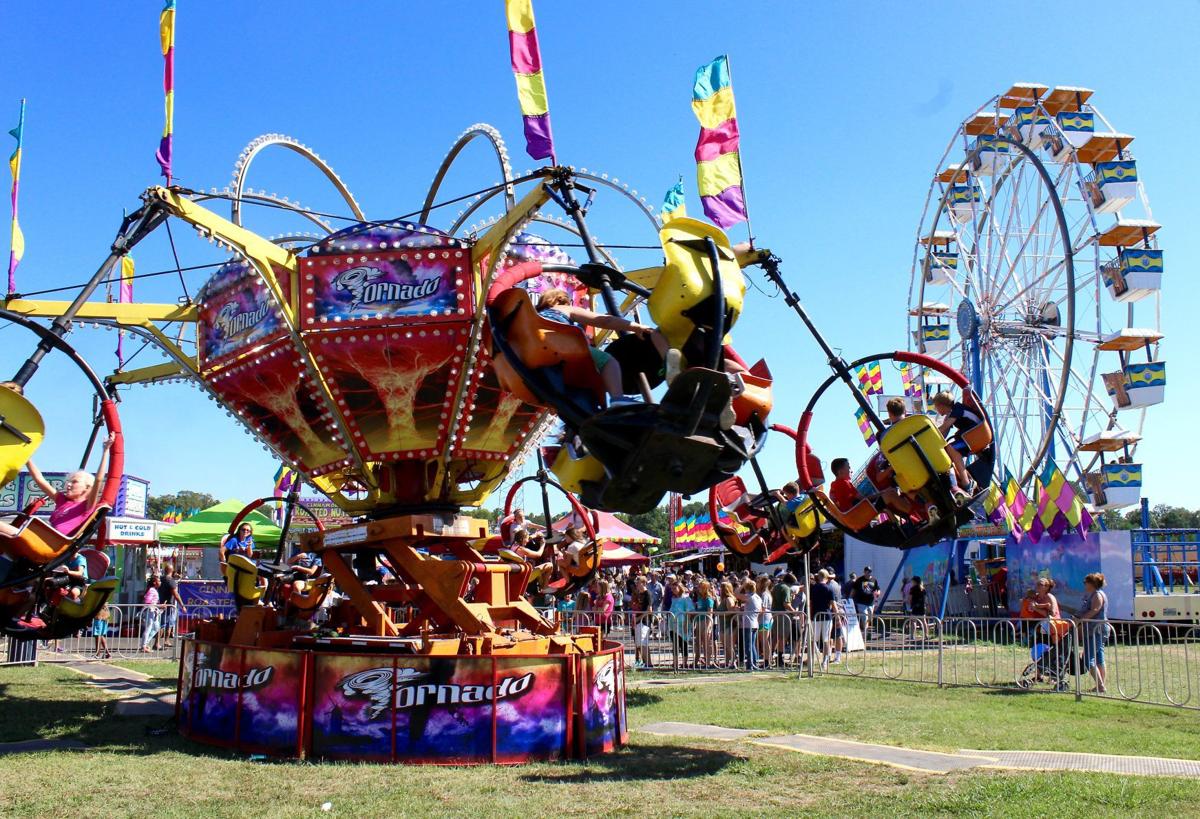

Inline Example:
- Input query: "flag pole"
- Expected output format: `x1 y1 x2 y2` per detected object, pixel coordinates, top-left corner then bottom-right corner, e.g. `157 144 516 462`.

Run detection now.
723 55 755 248
7 98 26 297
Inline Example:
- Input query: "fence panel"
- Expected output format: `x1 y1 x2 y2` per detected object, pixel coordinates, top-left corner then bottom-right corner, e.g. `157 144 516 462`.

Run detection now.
0 604 181 666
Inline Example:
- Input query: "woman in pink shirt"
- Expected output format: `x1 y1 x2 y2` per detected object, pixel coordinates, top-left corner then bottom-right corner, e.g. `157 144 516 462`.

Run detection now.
0 433 115 539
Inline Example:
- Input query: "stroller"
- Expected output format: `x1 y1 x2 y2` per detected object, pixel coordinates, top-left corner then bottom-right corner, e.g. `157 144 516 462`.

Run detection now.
1018 621 1078 692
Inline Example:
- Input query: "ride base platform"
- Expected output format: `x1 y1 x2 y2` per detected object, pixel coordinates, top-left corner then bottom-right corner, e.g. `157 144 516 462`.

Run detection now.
176 513 628 763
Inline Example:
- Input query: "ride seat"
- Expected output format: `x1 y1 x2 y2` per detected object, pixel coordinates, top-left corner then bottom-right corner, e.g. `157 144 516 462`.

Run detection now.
56 577 118 620
880 415 952 494
960 392 993 454
489 288 606 408
788 497 820 539
77 548 111 581
813 489 877 533
224 553 266 608
549 440 607 495
0 505 111 565
731 361 774 427
287 574 333 617
649 217 746 350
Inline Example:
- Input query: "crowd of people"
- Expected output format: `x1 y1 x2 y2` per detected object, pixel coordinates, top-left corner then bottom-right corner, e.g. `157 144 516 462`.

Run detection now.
536 564 896 672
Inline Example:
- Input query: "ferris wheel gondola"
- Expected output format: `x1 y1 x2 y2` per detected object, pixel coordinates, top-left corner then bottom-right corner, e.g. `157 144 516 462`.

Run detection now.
909 83 1165 508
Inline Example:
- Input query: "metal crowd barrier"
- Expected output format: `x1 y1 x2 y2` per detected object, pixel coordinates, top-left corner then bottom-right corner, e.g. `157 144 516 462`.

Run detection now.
554 608 1200 711
0 603 182 667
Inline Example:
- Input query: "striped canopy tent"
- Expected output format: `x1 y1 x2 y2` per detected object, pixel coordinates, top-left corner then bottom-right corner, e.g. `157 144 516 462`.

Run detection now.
552 510 655 566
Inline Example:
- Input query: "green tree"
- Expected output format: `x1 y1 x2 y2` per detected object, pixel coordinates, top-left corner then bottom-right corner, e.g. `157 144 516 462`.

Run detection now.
148 490 218 521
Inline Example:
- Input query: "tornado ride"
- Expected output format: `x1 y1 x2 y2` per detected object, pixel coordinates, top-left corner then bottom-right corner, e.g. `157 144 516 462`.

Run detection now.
0 83 998 770
3 115 797 760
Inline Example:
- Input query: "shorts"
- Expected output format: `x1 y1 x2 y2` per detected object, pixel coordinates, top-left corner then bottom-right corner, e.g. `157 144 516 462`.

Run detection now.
1082 627 1107 669
855 602 874 619
950 437 971 456
165 607 179 628
815 619 833 643
589 346 612 371
635 623 650 646
92 620 109 637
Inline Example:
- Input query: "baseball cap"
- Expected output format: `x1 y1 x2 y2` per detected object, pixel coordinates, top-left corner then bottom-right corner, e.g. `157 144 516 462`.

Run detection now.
863 565 872 573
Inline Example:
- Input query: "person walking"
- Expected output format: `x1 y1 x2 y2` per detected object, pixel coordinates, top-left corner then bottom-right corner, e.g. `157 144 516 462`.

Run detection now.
154 562 185 650
140 576 162 653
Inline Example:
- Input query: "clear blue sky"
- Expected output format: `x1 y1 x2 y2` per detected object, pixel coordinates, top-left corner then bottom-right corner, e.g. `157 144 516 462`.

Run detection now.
2 1 1197 510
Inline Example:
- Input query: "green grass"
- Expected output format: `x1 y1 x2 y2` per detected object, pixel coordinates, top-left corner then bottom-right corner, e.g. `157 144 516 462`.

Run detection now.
632 673 1200 759
2 666 1200 817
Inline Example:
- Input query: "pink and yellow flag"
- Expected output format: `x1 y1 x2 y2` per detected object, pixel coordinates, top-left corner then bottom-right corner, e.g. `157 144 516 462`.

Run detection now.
116 256 134 366
505 0 555 162
7 99 25 296
692 55 747 229
155 1 176 181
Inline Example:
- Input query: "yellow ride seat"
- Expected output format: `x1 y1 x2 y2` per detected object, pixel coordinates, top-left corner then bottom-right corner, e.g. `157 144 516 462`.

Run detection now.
649 218 746 350
224 553 265 607
549 441 607 494
0 386 45 490
880 415 953 494
787 495 821 539
489 288 607 407
0 505 111 564
57 578 118 620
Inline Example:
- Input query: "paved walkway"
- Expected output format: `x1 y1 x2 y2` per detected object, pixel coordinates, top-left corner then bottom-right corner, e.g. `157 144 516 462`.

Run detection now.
65 662 175 717
639 721 1200 778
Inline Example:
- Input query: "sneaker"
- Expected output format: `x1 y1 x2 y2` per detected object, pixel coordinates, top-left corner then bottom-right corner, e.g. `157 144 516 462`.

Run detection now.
664 348 684 385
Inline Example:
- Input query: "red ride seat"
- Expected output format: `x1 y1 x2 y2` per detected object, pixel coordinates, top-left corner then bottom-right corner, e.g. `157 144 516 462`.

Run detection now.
489 289 607 409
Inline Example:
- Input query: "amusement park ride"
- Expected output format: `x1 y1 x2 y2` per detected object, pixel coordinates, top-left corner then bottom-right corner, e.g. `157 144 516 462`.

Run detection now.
0 68 1163 760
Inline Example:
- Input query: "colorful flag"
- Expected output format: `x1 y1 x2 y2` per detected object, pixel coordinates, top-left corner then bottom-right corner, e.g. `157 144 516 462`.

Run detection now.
983 480 1013 532
156 1 176 181
7 99 25 296
854 407 877 446
273 464 296 498
505 0 555 161
692 55 747 229
116 256 134 366
853 363 883 396
661 177 687 223
900 363 922 398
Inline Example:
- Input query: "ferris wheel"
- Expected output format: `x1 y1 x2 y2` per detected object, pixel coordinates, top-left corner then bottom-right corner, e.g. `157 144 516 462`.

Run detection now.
908 84 1165 510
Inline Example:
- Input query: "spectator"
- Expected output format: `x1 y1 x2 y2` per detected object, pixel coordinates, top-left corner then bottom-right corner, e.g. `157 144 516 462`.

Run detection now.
594 579 615 636
809 569 837 670
716 580 739 668
737 579 762 671
826 571 845 665
1078 573 1109 694
648 572 664 613
91 603 111 659
909 576 927 617
755 575 774 668
669 581 695 668
631 576 654 670
771 572 796 667
850 566 880 636
694 579 716 668
140 575 162 653
155 562 185 650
